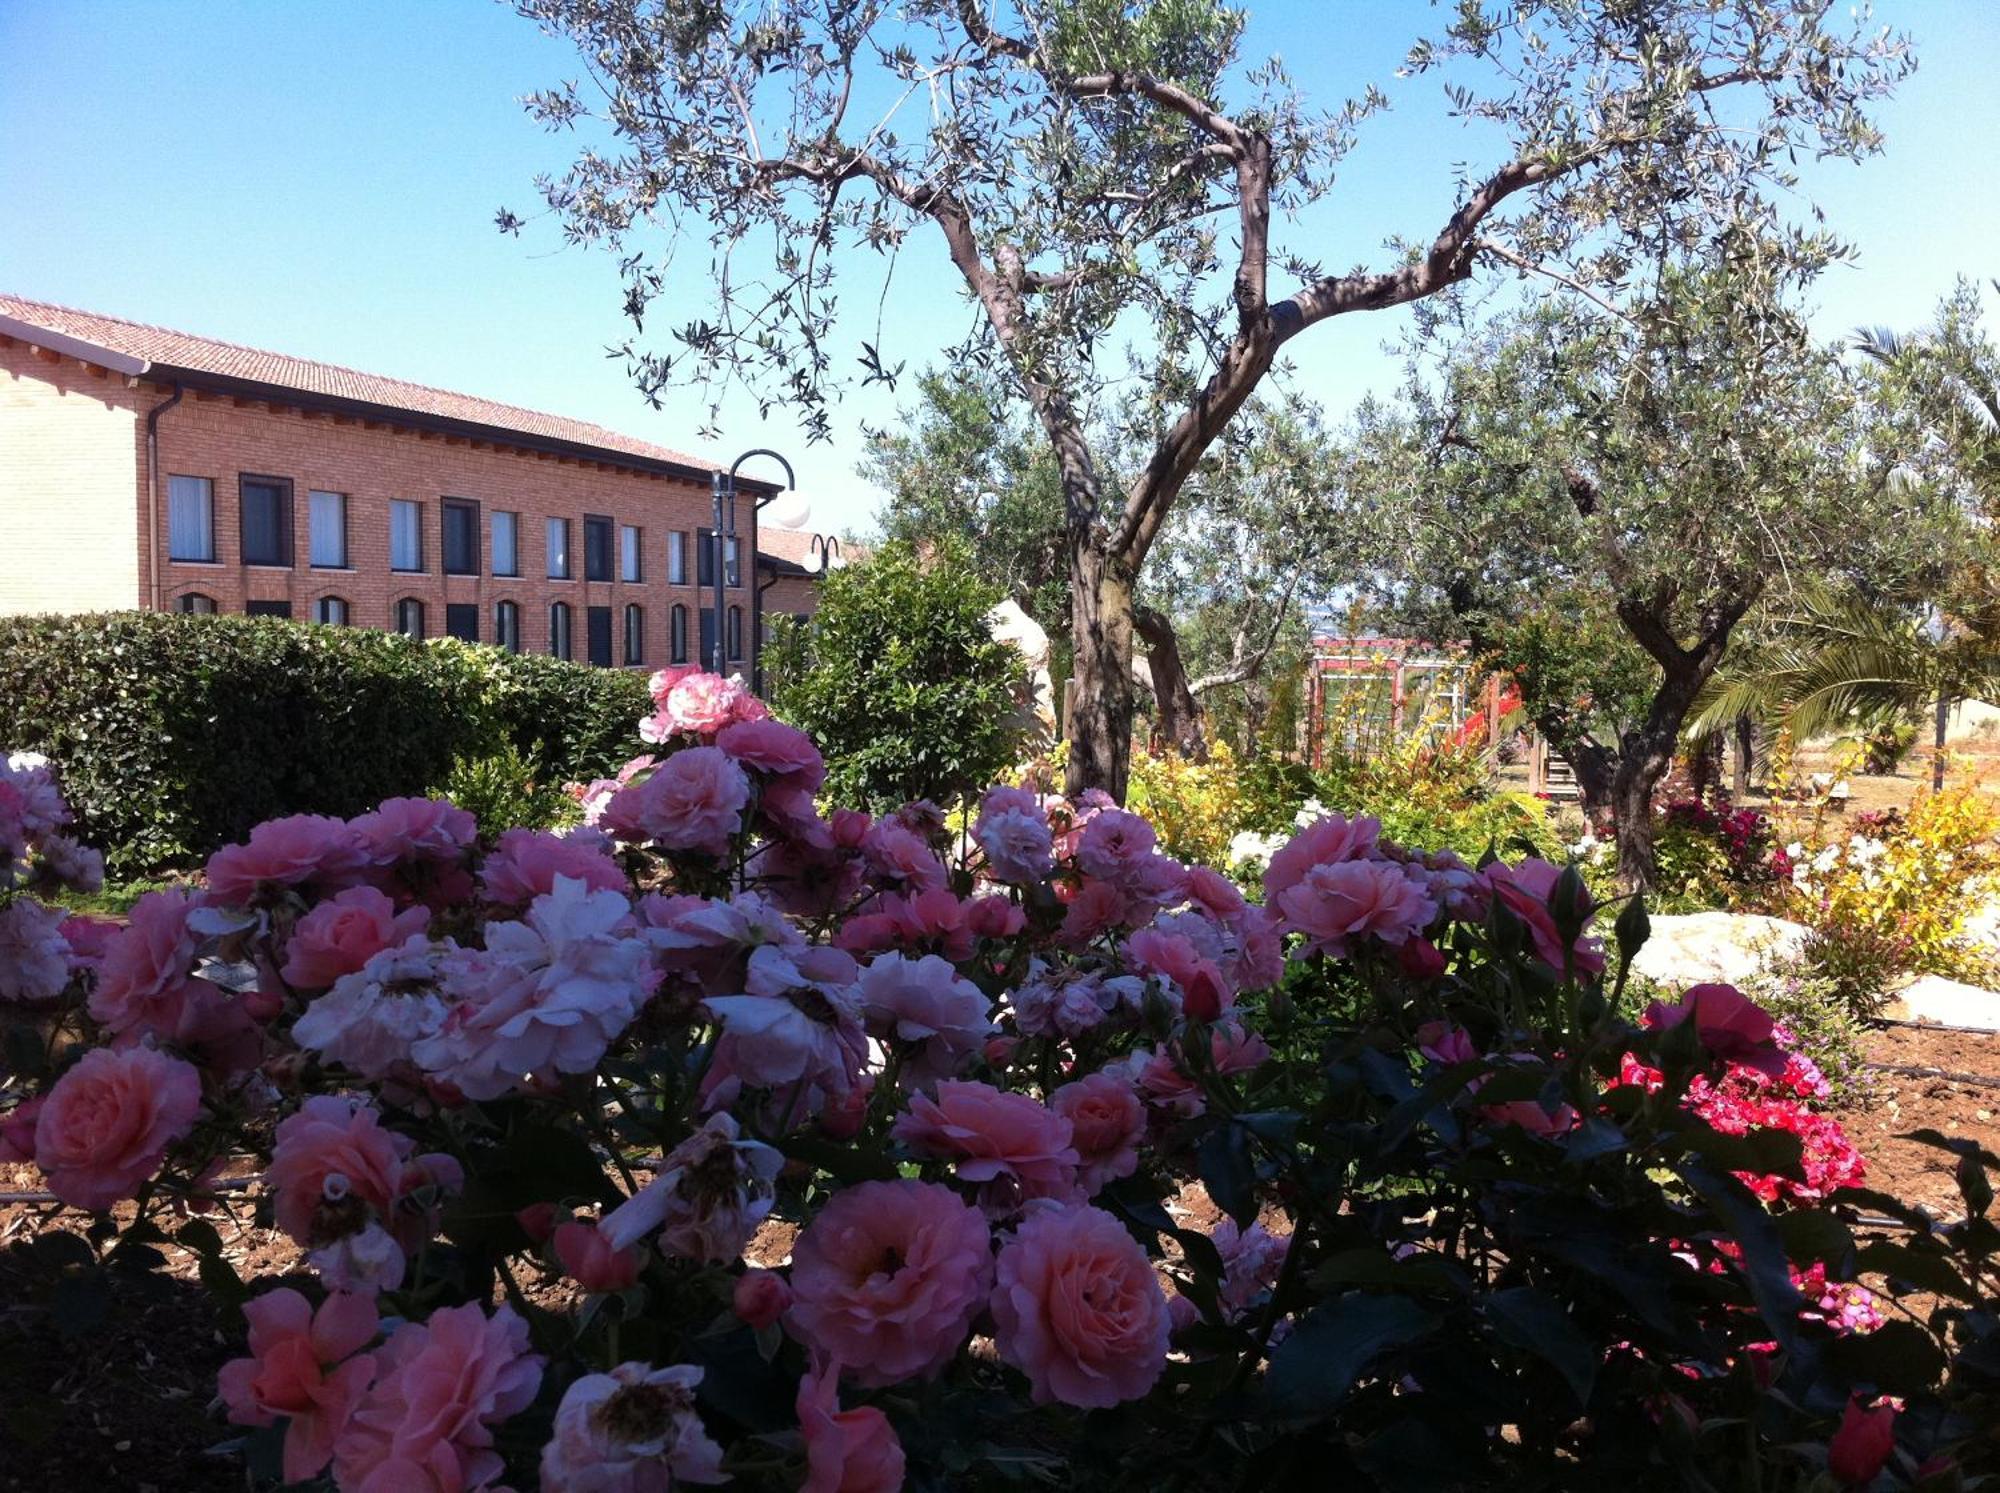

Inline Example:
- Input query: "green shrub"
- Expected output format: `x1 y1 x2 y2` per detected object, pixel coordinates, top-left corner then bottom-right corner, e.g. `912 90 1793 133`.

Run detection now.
1738 958 1875 1105
0 612 646 872
766 538 1024 810
432 741 581 835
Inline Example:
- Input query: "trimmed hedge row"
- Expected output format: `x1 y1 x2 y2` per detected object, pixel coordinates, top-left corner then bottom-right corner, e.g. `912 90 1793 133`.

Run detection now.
0 612 649 871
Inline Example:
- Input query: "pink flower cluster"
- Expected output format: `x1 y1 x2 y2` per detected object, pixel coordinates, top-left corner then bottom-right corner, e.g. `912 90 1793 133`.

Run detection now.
0 754 104 1003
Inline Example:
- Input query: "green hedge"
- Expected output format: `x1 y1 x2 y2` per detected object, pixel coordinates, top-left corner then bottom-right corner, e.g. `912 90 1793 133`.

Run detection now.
0 612 649 872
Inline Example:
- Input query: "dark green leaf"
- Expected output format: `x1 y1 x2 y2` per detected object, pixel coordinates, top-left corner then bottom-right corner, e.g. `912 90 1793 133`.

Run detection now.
1266 1294 1437 1421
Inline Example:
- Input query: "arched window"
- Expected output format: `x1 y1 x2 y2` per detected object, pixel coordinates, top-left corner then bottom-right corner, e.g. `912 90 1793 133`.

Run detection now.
623 603 645 665
315 596 349 626
726 604 743 661
669 604 688 664
175 592 217 615
549 601 572 660
395 598 425 639
494 599 521 653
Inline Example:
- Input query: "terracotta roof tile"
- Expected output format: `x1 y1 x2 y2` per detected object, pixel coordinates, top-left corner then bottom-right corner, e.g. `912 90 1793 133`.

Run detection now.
0 293 729 476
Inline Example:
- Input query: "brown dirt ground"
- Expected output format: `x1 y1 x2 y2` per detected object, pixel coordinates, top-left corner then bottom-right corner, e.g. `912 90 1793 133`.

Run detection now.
1852 1023 2000 1217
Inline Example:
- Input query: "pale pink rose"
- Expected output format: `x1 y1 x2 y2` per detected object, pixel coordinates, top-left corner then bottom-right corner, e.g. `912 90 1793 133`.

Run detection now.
0 896 71 1003
351 796 477 867
1227 905 1285 992
1273 858 1436 956
702 944 867 1116
861 820 947 895
664 672 755 736
1646 981 1784 1077
641 890 807 997
1416 1020 1480 1066
1125 926 1231 1023
0 1096 44 1162
966 896 1026 940
798 1356 906 1493
599 1113 783 1263
1075 809 1158 886
310 1221 408 1296
990 1202 1170 1408
1211 1219 1290 1317
35 832 104 893
291 935 449 1082
1010 965 1142 1040
716 717 826 790
856 953 992 1089
1058 879 1132 945
281 886 431 989
975 805 1055 885
734 1267 794 1329
554 1220 642 1293
540 1360 726 1491
33 1046 202 1211
1183 865 1247 920
1050 1072 1145 1196
601 747 751 858
332 1302 543 1492
217 1288 380 1484
1263 812 1382 902
892 1081 1080 1217
204 814 369 905
648 664 699 705
1134 1023 1272 1117
480 827 627 909
786 1178 993 1387
1486 857 1605 976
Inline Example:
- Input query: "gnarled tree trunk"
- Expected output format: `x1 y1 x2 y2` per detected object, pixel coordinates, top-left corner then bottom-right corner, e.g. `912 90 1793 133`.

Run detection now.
1135 604 1208 761
1065 543 1138 801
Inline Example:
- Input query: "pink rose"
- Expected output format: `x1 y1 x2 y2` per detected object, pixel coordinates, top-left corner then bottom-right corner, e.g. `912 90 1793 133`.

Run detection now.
1647 982 1785 1077
0 1096 43 1162
1183 865 1247 920
664 672 758 736
1125 927 1231 1023
332 1301 543 1492
0 896 72 1003
798 1356 906 1493
1051 1072 1145 1196
1486 858 1605 976
598 1113 782 1264
733 1267 794 1329
966 896 1026 940
716 717 826 791
539 1361 727 1491
33 1045 202 1211
892 1081 1080 1218
648 664 699 704
554 1220 642 1293
204 814 369 905
990 1203 1170 1408
856 953 992 1089
1273 858 1435 956
786 1179 993 1387
601 747 751 858
1263 812 1382 902
480 827 628 909
351 796 477 866
1058 879 1132 945
59 914 121 974
861 821 947 895
974 804 1055 885
217 1289 379 1483
281 886 431 989
267 1095 460 1258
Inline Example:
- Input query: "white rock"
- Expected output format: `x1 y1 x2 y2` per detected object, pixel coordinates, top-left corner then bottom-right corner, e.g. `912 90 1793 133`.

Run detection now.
1881 975 2000 1031
1627 911 1809 989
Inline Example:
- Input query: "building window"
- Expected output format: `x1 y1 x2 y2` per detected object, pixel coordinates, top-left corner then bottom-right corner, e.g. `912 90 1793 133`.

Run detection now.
724 536 741 588
391 499 424 572
669 604 688 663
492 511 520 576
699 608 717 670
623 603 644 664
667 530 687 585
445 602 478 642
167 475 214 562
494 599 521 652
584 515 613 583
247 599 292 619
697 528 716 588
240 475 293 567
308 490 348 567
547 518 571 579
620 524 643 582
586 605 613 667
727 604 744 661
549 601 572 660
176 591 217 614
395 598 425 639
316 596 350 626
442 498 480 576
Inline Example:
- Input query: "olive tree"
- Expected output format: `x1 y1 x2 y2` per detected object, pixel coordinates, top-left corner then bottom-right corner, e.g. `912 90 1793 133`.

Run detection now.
506 0 1909 800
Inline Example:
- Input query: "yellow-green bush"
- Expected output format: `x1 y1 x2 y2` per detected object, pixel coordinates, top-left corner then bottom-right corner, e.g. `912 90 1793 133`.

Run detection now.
1126 742 1247 867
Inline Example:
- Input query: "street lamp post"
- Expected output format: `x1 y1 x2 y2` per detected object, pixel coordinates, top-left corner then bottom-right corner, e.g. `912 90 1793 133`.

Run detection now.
710 449 795 675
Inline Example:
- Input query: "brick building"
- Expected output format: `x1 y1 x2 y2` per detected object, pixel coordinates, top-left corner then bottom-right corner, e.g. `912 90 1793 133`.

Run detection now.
0 294 832 676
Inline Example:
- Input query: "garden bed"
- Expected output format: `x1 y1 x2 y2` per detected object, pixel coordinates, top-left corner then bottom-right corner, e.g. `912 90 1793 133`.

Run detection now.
1856 1023 2000 1217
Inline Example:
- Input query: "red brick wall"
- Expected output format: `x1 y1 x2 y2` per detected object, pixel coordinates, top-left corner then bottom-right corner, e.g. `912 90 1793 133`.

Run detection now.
0 337 147 615
0 338 826 674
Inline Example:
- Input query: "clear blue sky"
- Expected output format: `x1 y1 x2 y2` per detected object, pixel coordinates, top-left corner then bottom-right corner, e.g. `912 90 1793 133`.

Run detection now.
4 1 1996 535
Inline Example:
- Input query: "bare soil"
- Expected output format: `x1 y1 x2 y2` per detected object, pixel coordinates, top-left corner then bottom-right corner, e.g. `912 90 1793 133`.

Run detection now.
1852 1023 2000 1216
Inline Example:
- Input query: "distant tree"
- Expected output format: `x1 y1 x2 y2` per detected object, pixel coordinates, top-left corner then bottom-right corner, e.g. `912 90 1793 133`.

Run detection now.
1356 258 1953 891
766 538 1025 809
508 0 1910 801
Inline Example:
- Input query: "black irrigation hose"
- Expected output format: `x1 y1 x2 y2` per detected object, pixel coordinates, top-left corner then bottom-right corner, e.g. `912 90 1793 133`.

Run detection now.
1863 1060 2000 1092
1873 1016 2000 1038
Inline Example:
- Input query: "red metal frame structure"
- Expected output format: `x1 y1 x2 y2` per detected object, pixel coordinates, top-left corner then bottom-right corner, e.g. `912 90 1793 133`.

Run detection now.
1303 635 1504 769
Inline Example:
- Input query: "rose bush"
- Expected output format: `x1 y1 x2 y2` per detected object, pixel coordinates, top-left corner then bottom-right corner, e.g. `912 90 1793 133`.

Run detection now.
2 686 1997 1491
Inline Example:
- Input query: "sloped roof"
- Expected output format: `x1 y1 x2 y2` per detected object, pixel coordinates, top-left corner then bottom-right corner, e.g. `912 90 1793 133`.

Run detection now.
0 292 759 484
